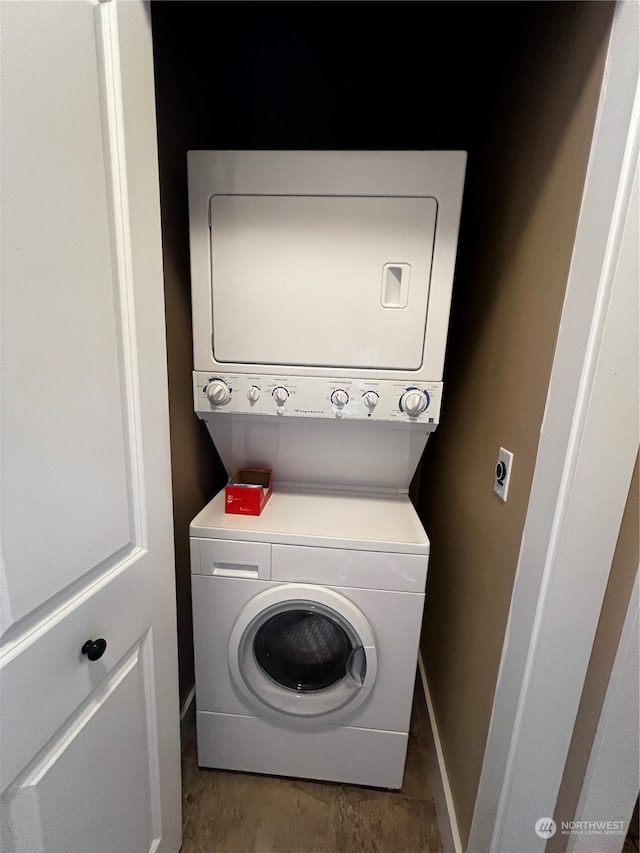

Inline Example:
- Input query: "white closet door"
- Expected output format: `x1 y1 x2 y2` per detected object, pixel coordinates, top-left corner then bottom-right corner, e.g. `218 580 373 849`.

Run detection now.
0 2 181 851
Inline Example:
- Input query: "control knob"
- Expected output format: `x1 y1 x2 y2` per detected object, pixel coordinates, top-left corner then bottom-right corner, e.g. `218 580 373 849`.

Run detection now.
400 389 429 417
206 379 231 406
247 386 260 403
363 391 379 410
273 387 289 405
331 390 349 407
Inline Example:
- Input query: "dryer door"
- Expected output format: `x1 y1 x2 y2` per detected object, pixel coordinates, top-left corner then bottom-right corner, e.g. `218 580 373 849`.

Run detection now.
210 194 437 371
228 584 377 721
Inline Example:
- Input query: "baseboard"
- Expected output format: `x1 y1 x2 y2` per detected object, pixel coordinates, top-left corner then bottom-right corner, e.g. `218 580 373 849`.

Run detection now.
418 651 463 853
180 685 196 753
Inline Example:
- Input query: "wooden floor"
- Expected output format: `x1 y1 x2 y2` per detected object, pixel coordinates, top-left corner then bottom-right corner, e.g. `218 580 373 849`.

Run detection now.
180 682 444 853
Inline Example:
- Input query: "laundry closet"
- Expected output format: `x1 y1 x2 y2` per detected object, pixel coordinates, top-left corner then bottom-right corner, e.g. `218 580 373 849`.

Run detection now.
150 0 617 847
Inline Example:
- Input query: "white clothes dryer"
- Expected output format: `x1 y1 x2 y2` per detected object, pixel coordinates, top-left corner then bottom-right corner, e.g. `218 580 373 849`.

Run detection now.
188 149 467 493
190 487 429 789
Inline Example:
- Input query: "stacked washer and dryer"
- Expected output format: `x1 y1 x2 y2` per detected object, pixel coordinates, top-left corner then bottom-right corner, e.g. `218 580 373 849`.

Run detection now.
188 151 466 789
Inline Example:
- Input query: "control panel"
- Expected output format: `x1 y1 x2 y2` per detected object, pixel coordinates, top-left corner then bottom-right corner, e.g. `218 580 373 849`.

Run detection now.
193 372 442 427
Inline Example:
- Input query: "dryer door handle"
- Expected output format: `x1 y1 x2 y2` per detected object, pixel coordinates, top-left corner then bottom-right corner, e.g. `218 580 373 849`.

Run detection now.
347 646 366 687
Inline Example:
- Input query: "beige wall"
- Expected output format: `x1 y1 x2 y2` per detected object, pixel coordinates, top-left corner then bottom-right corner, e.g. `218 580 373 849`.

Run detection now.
148 0 516 710
416 4 613 847
152 32 227 707
160 225 226 707
549 454 639 850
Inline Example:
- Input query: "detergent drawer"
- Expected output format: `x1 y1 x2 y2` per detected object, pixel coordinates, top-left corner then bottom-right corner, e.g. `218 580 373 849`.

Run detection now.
191 537 272 580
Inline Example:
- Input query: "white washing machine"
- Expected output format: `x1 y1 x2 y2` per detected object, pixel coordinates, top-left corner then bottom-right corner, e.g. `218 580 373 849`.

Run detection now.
187 150 466 788
190 488 429 790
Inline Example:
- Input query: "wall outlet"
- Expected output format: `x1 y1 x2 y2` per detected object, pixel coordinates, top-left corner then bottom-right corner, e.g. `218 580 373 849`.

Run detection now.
494 447 513 501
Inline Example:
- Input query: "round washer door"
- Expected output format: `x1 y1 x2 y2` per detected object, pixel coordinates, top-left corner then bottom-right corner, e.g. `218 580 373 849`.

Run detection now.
228 584 378 721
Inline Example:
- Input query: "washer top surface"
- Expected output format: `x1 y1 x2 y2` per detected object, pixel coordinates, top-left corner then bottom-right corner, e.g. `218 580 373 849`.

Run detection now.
190 488 429 555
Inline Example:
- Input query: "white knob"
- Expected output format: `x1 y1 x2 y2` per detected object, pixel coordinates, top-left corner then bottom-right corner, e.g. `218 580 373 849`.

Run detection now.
332 390 349 407
247 386 260 403
206 380 231 406
273 387 289 405
401 389 429 416
363 391 379 409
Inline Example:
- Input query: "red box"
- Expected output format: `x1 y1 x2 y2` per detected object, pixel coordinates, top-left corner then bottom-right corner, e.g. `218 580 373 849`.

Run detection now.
225 469 273 516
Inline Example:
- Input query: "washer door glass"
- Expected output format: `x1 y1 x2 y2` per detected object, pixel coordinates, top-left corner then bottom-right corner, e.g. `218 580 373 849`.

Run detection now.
254 609 353 692
229 585 378 721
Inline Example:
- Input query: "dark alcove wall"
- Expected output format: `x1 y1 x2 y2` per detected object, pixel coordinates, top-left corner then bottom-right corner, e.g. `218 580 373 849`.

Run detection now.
150 0 527 708
150 13 614 845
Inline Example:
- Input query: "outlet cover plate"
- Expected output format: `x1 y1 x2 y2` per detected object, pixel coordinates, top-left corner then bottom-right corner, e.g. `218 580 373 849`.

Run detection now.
494 447 514 502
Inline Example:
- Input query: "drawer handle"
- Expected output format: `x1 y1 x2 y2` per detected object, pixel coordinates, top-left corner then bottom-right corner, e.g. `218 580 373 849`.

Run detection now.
81 638 107 661
212 562 259 578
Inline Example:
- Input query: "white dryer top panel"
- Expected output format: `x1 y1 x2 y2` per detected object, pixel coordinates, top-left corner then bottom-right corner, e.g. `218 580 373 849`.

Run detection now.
210 194 437 370
189 151 466 382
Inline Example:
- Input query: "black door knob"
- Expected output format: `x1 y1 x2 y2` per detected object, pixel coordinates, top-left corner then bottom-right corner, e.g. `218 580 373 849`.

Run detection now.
81 638 107 661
